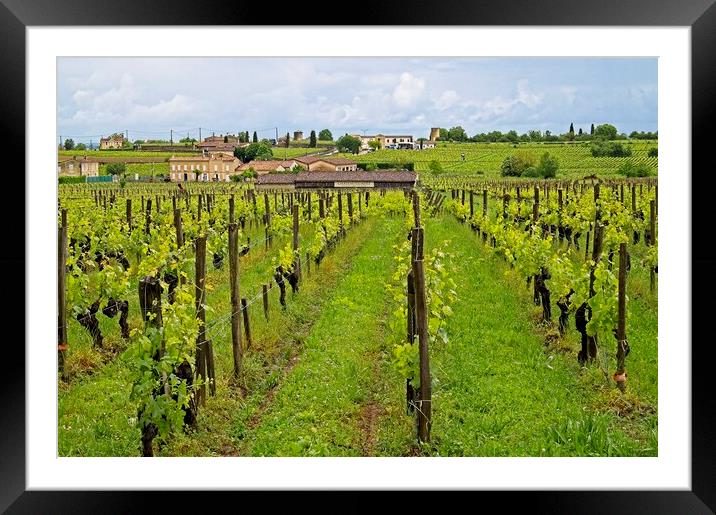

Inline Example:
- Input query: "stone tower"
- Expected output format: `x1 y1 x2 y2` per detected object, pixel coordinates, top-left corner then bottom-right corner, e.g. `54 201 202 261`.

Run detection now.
429 127 440 141
293 131 304 141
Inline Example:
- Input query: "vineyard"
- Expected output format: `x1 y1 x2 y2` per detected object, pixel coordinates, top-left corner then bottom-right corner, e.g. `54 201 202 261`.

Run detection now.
336 141 658 177
57 177 658 457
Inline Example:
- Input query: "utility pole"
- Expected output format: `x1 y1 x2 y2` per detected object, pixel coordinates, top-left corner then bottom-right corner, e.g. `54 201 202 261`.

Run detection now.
170 129 173 145
199 127 202 142
275 127 278 145
125 129 129 142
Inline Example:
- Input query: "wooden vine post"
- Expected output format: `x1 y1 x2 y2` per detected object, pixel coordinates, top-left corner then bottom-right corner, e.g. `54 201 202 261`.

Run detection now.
482 189 488 243
173 209 185 285
292 204 301 281
649 199 656 292
406 267 416 415
337 192 344 230
558 188 564 244
614 242 629 392
228 221 243 381
58 209 68 380
126 198 132 231
145 199 152 235
262 284 270 322
194 236 210 405
347 192 354 225
585 183 604 363
138 273 164 457
411 191 431 443
264 193 272 248
532 186 541 305
241 298 252 348
307 192 312 221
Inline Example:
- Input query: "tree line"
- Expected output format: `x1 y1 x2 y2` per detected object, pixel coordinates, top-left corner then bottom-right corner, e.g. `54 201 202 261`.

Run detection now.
436 124 657 143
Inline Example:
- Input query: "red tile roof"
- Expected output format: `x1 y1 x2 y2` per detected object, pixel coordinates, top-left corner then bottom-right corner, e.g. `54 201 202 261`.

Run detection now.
238 160 295 171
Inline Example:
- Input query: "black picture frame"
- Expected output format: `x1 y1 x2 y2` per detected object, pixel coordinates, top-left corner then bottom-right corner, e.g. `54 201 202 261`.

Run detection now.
2 1 714 512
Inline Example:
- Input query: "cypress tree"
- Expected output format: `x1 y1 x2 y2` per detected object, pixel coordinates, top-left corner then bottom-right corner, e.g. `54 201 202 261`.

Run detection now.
309 130 317 148
253 131 258 143
590 123 595 135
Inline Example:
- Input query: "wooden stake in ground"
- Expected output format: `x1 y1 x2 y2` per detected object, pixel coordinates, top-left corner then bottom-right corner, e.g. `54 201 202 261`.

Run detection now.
293 204 301 281
615 242 629 392
126 199 132 231
138 274 164 457
649 199 656 292
241 298 252 349
412 225 431 443
262 284 269 322
411 192 431 443
58 209 68 380
228 222 243 381
194 236 208 406
173 209 185 285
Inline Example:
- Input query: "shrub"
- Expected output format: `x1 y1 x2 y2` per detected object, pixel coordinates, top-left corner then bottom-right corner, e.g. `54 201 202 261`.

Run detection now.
591 140 632 157
648 147 658 158
106 162 127 176
58 176 85 184
619 161 653 177
537 152 559 178
500 151 536 177
522 166 539 178
428 160 443 174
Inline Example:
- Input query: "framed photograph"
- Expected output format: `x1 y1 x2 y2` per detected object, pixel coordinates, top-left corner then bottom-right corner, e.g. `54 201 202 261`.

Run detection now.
4 0 714 511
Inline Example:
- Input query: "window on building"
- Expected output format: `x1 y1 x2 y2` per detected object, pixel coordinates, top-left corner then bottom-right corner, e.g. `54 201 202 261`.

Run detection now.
214 165 218 172
171 164 175 171
225 165 229 172
184 165 188 171
203 165 207 171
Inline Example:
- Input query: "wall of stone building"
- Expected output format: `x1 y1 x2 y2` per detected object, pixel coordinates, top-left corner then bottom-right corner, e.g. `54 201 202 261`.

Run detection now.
308 161 337 172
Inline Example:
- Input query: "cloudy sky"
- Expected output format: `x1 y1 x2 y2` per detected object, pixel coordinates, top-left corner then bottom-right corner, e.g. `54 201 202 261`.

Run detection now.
57 57 657 144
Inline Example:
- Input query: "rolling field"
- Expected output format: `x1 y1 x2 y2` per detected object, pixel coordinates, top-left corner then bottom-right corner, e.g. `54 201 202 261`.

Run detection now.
336 141 658 178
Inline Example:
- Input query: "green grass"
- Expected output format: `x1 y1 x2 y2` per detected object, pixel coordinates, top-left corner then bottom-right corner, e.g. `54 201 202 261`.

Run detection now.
237 216 405 456
401 216 657 456
59 213 378 456
59 199 657 457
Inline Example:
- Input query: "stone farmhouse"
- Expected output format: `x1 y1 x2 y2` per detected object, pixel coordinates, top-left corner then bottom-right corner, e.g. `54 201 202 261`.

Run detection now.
57 156 99 177
293 156 358 172
99 133 125 150
353 134 414 150
237 160 300 175
168 152 241 182
197 134 240 153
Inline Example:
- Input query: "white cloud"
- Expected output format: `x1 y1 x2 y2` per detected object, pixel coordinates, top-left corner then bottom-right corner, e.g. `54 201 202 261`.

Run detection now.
516 79 541 108
434 90 460 111
560 86 578 105
392 72 425 108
